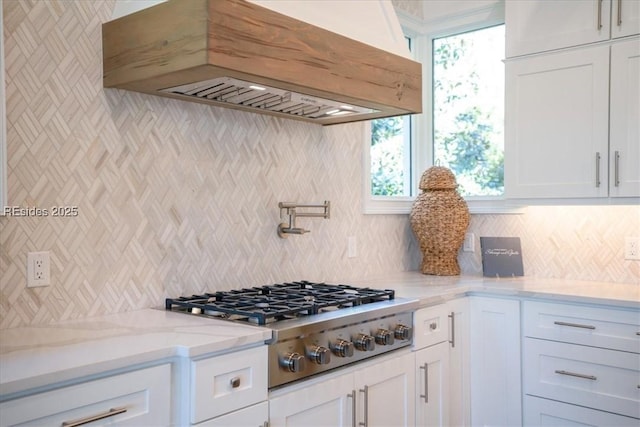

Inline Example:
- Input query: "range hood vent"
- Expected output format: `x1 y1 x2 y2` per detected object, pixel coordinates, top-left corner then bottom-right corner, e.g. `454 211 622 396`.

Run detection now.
162 77 378 120
102 0 422 125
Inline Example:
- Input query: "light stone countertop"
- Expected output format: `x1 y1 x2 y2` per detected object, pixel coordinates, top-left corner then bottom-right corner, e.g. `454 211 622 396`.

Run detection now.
350 272 640 309
0 309 272 398
1 273 638 399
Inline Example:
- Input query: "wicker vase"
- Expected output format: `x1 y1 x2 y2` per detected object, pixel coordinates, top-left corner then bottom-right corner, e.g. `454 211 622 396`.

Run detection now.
410 166 470 275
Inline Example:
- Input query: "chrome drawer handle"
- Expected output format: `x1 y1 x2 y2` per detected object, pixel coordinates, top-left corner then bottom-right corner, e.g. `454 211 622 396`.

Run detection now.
554 321 596 330
555 370 597 381
62 407 127 427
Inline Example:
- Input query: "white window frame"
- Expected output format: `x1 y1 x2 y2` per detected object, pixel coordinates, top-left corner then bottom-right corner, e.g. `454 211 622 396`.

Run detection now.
362 3 524 215
0 1 7 213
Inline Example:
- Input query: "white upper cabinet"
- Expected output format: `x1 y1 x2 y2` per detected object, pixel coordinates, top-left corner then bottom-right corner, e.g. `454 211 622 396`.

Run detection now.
505 0 640 201
506 0 640 58
609 38 640 197
506 38 640 200
505 44 611 199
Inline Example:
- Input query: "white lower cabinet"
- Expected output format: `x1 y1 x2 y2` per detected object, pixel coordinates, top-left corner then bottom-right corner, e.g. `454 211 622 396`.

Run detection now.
447 298 470 427
197 401 268 427
414 341 449 427
522 300 640 425
524 395 640 427
412 299 470 427
353 352 415 427
414 296 521 427
0 364 171 427
269 350 414 427
188 346 268 426
469 296 522 427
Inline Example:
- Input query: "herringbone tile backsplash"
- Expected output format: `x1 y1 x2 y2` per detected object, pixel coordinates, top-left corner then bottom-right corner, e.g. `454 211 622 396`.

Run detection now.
0 1 638 329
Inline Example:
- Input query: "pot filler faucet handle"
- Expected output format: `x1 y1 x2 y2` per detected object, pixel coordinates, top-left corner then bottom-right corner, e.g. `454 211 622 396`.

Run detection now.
277 201 330 238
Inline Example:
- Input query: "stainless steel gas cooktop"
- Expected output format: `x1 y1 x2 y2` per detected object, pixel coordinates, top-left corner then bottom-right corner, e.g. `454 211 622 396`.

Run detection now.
166 281 418 389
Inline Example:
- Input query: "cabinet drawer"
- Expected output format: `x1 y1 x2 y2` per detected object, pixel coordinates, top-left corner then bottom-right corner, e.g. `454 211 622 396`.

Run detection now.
524 395 639 427
413 304 450 350
523 301 640 352
191 346 267 424
195 401 267 427
0 364 170 427
523 338 640 419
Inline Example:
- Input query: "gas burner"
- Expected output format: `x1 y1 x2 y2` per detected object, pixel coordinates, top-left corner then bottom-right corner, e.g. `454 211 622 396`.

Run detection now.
165 281 395 325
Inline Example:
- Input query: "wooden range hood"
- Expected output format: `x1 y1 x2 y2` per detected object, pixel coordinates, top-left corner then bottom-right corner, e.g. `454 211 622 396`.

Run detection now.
102 0 422 125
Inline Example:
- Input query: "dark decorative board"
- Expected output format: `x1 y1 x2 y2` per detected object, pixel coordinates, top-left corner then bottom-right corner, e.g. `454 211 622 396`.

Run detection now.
480 237 524 277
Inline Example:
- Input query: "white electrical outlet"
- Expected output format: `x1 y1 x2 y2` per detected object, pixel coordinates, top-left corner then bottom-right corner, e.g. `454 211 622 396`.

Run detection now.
463 232 475 252
624 237 640 260
27 251 50 287
347 236 357 258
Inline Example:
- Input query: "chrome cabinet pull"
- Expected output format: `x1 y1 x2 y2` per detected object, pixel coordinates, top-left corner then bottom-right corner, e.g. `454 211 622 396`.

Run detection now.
554 320 596 330
618 0 623 26
419 363 429 403
614 151 620 187
62 407 127 427
595 152 601 187
348 389 357 427
555 369 597 381
359 385 369 427
448 312 456 348
597 0 603 29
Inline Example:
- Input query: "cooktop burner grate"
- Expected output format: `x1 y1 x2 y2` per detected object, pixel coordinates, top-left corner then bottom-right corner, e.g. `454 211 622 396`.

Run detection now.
165 281 395 325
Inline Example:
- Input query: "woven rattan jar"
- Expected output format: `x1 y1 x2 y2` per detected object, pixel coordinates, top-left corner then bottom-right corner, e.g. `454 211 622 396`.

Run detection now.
410 166 470 275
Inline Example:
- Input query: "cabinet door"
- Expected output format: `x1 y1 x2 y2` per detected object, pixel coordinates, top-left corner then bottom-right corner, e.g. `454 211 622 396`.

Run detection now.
609 38 640 197
612 0 640 39
354 351 415 427
447 298 470 427
469 297 522 427
269 374 353 427
505 45 610 199
415 342 449 427
506 0 611 57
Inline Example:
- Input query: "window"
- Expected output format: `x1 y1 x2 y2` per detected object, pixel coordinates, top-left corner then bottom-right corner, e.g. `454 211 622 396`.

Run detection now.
432 25 505 197
370 115 412 197
364 7 517 214
368 37 414 203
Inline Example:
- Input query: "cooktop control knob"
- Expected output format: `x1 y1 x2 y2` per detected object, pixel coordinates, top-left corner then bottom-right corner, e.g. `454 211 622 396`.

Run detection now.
394 324 412 341
308 345 331 365
375 329 395 346
333 339 354 358
354 334 375 351
280 352 306 373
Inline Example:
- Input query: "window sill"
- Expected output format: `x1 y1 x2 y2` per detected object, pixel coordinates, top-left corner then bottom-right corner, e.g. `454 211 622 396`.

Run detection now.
363 198 526 215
